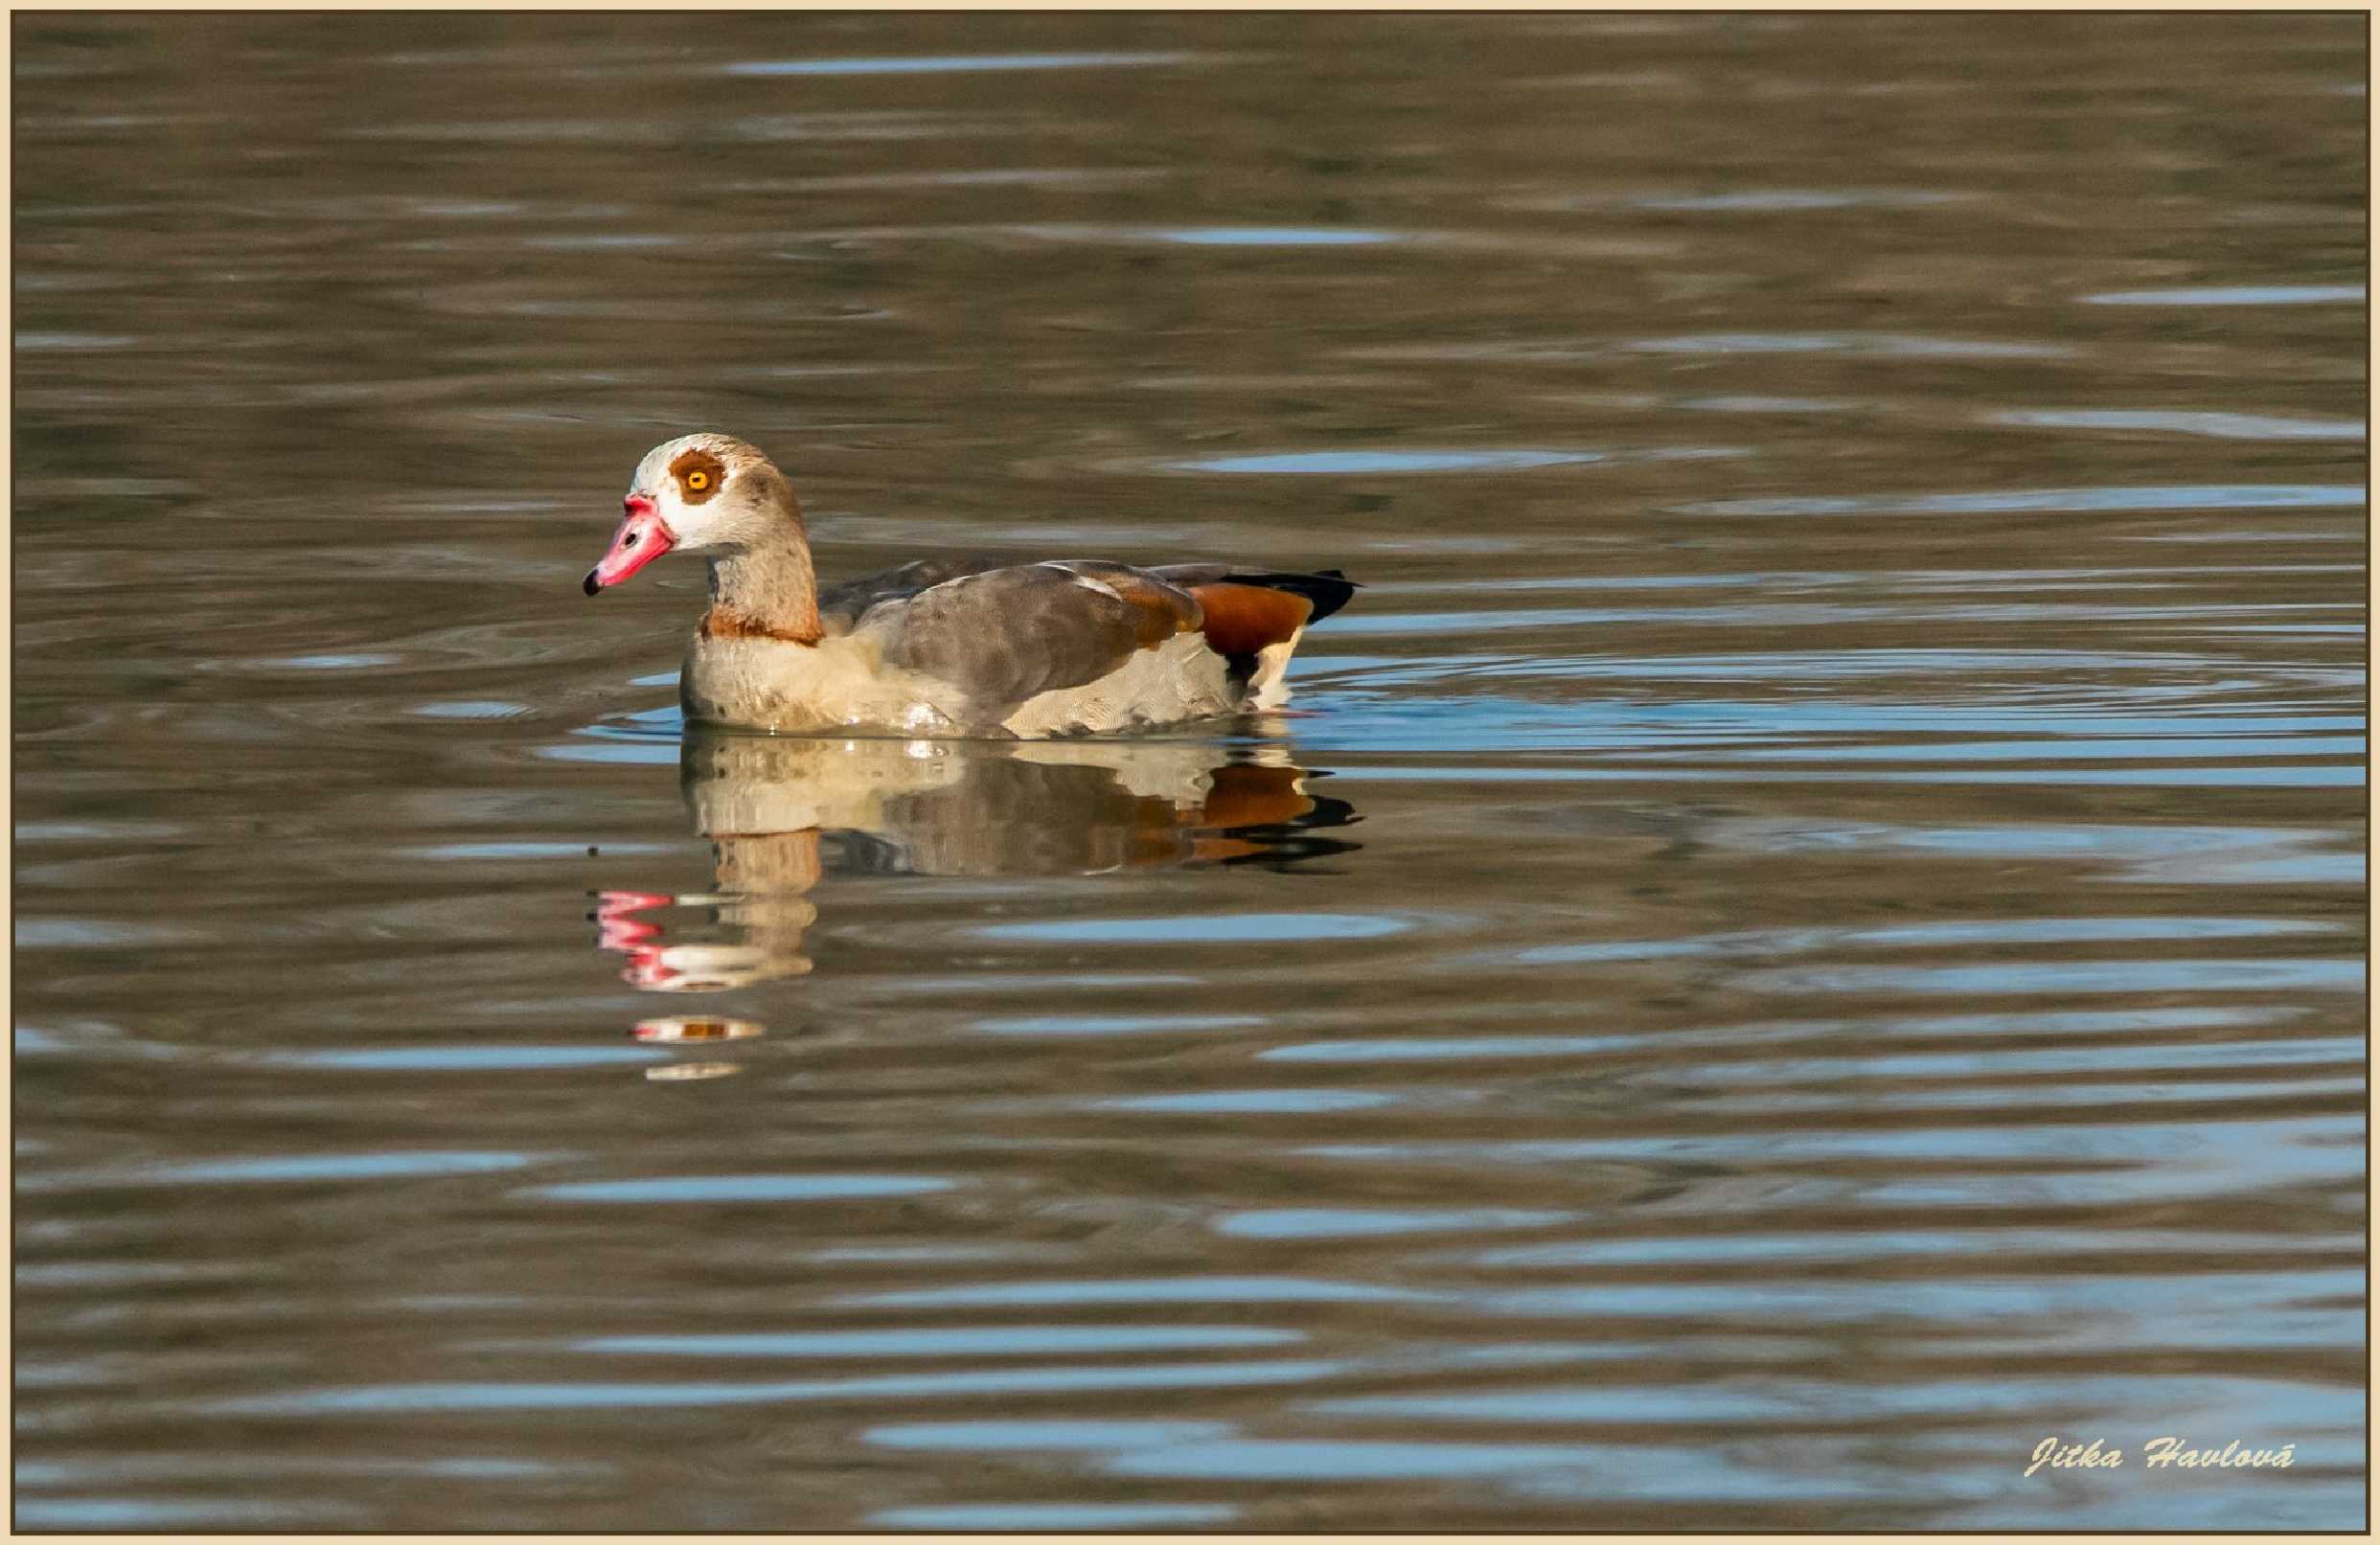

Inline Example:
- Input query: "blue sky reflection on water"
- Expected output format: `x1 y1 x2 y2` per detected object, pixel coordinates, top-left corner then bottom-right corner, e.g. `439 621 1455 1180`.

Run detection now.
12 9 2363 1534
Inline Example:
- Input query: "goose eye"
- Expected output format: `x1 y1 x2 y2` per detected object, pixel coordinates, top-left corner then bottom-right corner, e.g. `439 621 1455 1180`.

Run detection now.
686 470 711 491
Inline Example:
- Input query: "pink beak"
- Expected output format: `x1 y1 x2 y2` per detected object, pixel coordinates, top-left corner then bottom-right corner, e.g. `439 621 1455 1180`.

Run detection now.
584 495 676 595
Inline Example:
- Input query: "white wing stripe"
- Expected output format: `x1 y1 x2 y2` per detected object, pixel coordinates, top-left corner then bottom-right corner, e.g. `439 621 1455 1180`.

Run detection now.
1039 560 1124 602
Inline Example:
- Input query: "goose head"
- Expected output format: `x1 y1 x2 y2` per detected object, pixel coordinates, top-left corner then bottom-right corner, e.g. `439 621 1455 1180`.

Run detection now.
584 432 800 595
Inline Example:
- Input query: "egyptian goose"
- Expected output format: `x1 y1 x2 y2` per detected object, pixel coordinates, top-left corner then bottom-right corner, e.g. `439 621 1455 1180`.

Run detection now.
584 433 1356 736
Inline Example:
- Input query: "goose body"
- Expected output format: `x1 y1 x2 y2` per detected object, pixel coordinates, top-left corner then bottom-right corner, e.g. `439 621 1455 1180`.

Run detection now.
584 434 1356 737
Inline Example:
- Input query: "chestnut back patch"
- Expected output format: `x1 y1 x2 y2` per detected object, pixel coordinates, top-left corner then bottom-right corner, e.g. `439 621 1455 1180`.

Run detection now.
1189 582 1314 659
669 447 728 504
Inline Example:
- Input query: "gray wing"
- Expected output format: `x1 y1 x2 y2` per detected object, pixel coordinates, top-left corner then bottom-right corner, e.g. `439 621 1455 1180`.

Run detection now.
818 555 1005 634
861 561 1203 710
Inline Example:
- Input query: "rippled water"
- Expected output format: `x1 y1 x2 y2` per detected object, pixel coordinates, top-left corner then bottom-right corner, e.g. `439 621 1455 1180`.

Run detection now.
14 11 2367 1532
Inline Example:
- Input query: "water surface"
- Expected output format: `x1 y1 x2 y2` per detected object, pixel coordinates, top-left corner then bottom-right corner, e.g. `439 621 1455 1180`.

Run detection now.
13 11 2366 1532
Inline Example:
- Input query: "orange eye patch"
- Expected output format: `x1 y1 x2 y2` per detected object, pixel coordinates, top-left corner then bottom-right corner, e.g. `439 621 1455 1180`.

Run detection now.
668 448 726 504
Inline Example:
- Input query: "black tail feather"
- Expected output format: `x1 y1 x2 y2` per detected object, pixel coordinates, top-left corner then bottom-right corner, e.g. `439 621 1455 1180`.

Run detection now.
1146 562 1360 625
1226 568 1360 625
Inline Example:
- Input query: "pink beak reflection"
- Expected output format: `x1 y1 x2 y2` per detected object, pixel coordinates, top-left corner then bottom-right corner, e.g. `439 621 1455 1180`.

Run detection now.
584 496 675 595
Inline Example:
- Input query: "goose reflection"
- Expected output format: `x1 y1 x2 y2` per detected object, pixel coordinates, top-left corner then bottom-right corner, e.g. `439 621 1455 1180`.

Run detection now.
595 732 1360 993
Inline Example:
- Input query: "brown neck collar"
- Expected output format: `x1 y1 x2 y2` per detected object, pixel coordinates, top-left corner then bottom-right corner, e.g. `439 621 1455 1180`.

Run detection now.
699 604 821 647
